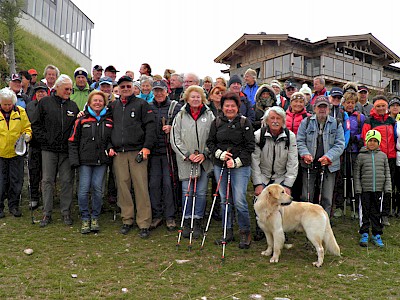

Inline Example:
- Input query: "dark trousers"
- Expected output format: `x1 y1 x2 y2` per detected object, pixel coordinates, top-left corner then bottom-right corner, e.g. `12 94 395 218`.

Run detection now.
148 154 176 220
28 146 42 202
0 156 24 210
334 152 358 210
107 162 117 198
359 191 383 236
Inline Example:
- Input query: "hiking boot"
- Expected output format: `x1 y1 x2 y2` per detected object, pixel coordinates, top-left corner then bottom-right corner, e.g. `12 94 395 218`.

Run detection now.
0 209 5 218
382 216 390 226
149 218 163 230
359 233 369 247
333 208 343 218
10 207 22 217
139 228 150 239
214 228 234 245
81 220 91 234
182 218 191 239
239 230 251 249
29 201 39 210
193 218 202 239
120 224 133 235
91 219 100 232
371 234 384 247
253 225 265 241
166 218 176 231
63 215 73 226
40 215 52 227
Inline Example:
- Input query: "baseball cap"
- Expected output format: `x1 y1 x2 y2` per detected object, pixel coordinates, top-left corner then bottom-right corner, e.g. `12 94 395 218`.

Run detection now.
28 69 38 75
388 97 400 107
99 76 113 86
74 67 88 78
117 75 133 85
314 95 330 107
330 87 343 97
358 85 369 93
33 82 48 92
105 65 119 73
153 80 168 90
93 65 103 71
11 73 22 82
285 81 297 89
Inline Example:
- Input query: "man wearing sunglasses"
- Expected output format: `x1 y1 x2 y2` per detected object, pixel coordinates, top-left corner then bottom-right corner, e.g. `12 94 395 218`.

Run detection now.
109 75 156 238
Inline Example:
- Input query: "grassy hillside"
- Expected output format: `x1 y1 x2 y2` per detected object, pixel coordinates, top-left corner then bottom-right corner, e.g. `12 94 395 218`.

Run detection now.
0 23 79 87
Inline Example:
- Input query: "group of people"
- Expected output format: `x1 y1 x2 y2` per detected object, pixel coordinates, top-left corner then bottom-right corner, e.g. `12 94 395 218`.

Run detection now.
0 63 399 250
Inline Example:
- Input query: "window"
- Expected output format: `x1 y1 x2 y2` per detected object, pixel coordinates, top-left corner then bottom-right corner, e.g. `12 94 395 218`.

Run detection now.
273 56 282 76
304 57 313 76
282 54 290 74
313 57 321 76
363 66 372 85
324 57 334 76
293 54 302 74
334 59 344 78
354 64 362 83
35 0 43 20
49 5 56 31
392 80 400 95
265 59 273 78
372 69 381 87
42 1 49 26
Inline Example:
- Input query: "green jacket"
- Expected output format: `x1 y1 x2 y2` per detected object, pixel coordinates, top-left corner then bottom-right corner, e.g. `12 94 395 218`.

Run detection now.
70 83 91 110
354 147 391 194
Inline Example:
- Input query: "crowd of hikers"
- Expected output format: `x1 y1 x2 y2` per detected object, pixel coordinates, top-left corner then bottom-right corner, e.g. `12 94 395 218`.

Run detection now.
1 64 399 249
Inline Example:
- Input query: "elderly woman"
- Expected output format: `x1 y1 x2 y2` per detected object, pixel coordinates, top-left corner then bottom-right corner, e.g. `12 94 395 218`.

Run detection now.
286 92 311 135
171 85 214 239
253 84 276 131
69 90 113 234
202 76 213 98
0 88 32 218
138 75 154 103
207 91 255 249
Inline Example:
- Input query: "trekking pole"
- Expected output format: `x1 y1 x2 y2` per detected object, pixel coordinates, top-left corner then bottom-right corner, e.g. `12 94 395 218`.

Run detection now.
349 152 356 219
318 166 326 206
26 153 35 225
380 192 384 224
343 152 347 218
307 167 310 202
221 168 231 262
188 163 199 252
358 194 363 228
201 163 225 250
176 163 194 249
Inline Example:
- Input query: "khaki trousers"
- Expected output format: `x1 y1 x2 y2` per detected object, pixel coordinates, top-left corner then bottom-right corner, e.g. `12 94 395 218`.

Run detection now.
113 151 152 228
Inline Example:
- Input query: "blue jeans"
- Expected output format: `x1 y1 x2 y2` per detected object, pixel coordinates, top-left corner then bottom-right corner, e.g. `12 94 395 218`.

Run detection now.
214 165 251 231
181 167 208 219
78 165 107 220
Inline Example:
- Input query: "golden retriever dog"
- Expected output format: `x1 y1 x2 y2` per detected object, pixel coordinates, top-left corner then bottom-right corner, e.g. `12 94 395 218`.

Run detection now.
254 184 340 267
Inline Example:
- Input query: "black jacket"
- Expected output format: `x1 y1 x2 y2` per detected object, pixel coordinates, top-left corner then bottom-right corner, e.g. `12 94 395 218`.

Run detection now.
207 114 255 167
149 97 181 155
110 95 156 152
68 109 113 167
26 99 40 148
169 87 183 101
31 94 79 153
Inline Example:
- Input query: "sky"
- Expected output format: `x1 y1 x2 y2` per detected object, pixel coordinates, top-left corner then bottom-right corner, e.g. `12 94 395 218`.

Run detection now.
72 0 400 81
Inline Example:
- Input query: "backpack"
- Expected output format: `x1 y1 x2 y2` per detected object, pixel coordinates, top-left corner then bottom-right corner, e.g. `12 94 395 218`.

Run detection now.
215 115 247 129
166 100 178 125
258 126 291 150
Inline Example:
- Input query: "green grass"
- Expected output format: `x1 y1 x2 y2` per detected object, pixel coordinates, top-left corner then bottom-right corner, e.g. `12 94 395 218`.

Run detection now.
0 23 79 86
1 186 400 300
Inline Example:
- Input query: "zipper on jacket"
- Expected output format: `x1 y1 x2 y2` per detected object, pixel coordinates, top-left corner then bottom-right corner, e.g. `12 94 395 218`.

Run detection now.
60 102 64 133
372 151 376 192
122 105 125 152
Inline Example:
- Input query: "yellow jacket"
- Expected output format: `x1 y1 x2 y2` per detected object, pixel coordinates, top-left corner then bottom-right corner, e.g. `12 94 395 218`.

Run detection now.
0 106 32 158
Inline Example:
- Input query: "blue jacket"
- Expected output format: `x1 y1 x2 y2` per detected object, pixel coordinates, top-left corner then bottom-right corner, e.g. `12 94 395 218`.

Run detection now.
242 83 259 106
296 115 345 172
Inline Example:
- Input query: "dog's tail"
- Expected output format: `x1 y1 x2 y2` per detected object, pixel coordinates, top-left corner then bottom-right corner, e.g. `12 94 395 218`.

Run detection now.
323 219 341 256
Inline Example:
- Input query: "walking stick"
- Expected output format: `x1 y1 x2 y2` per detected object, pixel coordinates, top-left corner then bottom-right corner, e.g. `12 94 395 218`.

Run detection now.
26 152 35 225
221 168 231 262
318 166 326 206
349 152 356 219
343 152 347 218
201 163 225 249
176 163 194 249
306 164 311 202
188 164 199 251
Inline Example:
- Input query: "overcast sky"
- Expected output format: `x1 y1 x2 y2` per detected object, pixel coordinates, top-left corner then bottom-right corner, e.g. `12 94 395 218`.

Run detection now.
72 0 400 81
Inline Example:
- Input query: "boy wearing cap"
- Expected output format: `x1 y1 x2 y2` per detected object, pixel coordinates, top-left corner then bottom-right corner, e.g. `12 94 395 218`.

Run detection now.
71 67 91 110
355 130 391 247
362 95 396 225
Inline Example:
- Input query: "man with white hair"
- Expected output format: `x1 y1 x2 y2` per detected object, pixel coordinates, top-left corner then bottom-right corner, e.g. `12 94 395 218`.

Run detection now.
32 74 80 227
242 68 259 106
169 73 184 101
70 67 91 110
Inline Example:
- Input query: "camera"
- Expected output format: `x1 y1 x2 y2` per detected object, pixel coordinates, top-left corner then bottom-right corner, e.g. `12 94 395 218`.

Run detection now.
135 152 144 163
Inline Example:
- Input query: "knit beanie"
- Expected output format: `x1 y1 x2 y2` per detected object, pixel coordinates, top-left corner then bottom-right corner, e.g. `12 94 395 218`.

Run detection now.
299 83 312 95
228 75 242 87
365 129 381 145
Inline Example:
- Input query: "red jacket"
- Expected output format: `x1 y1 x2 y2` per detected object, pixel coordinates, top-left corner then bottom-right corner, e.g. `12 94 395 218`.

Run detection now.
361 108 396 159
286 107 310 135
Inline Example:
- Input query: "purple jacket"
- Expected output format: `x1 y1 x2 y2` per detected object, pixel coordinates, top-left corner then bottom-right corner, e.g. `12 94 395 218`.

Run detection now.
347 110 366 153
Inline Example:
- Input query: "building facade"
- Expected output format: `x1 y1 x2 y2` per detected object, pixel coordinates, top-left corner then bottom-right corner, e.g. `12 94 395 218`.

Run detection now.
215 33 400 96
21 0 93 70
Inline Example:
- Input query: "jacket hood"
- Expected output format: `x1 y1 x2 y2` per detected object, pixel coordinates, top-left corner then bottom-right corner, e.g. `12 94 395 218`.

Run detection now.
255 84 276 109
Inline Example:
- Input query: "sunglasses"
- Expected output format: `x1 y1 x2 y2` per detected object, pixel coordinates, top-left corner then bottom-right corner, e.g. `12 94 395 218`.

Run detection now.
120 85 132 89
286 87 295 91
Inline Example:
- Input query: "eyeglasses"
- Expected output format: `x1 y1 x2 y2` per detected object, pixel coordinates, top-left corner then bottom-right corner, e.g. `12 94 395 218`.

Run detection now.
332 96 342 99
120 85 132 89
214 91 224 95
184 80 194 84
